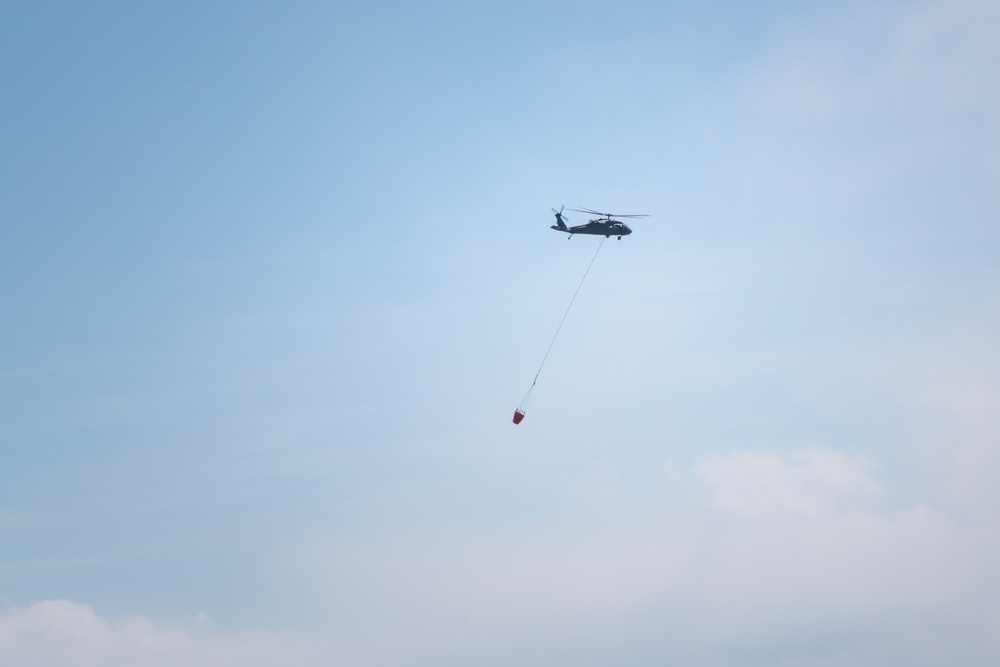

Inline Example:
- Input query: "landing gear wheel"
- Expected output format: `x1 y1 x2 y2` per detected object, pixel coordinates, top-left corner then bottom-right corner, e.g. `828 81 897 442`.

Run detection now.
617 236 621 240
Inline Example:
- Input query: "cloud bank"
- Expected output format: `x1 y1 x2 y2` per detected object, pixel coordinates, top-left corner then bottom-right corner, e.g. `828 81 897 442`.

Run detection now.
0 600 325 667
4 438 999 666
292 444 1000 666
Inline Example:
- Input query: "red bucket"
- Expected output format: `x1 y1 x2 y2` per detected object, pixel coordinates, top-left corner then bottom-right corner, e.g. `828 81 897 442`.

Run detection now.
512 410 525 425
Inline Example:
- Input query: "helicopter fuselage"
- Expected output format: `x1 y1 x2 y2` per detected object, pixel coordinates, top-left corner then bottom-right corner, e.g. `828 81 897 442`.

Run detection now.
551 219 632 238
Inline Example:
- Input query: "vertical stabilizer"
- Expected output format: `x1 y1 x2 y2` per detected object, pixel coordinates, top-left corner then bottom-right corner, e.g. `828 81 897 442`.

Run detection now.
551 206 569 231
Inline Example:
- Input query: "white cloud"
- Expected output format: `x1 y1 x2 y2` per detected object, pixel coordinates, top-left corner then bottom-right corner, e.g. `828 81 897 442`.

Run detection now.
0 601 326 667
695 447 880 518
672 448 982 634
298 441 1000 666
9 433 1000 667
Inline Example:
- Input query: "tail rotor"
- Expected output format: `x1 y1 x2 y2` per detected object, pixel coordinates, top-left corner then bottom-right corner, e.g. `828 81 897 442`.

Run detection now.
551 205 569 230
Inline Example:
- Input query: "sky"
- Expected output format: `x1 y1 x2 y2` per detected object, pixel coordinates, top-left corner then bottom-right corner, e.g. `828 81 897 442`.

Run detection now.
1 0 999 665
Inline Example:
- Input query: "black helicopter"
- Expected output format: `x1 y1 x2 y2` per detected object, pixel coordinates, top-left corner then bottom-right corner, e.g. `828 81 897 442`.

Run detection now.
550 206 649 240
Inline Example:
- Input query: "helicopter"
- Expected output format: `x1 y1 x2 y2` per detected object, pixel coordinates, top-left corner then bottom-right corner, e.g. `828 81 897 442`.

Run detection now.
550 206 649 240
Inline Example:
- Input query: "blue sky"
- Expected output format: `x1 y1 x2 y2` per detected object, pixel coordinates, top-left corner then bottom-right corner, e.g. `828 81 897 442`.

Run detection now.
2 1 1000 665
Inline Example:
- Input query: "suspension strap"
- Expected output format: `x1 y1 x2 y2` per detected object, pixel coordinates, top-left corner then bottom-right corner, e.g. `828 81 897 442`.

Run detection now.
520 237 605 407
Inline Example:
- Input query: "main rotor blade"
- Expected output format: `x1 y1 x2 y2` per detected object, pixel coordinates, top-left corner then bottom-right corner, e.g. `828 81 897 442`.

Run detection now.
570 207 650 219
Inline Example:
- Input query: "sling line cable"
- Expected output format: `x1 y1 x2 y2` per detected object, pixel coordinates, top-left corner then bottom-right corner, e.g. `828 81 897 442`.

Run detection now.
513 237 606 424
